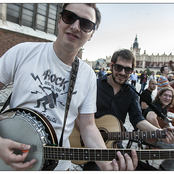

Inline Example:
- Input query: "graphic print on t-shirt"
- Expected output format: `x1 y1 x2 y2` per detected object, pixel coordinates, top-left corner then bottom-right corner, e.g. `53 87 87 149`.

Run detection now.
30 69 77 115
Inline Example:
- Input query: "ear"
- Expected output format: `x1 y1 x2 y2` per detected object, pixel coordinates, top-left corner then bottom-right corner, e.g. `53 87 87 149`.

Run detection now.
110 62 114 70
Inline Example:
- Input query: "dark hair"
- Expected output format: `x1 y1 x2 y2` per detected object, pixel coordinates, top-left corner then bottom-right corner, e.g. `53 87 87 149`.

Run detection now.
111 49 136 70
62 3 101 30
154 87 174 109
160 66 168 74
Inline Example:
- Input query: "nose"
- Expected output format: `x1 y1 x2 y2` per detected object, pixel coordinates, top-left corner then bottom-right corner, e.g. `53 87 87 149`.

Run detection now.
70 19 80 32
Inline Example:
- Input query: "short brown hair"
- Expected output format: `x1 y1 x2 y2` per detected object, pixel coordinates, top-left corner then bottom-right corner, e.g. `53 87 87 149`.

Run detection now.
62 3 101 30
111 49 136 70
160 66 168 74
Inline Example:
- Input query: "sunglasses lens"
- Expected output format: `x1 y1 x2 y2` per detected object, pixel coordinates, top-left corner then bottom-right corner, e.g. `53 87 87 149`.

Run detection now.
80 19 95 32
62 10 77 24
125 68 133 74
114 64 132 74
115 64 123 72
61 10 95 33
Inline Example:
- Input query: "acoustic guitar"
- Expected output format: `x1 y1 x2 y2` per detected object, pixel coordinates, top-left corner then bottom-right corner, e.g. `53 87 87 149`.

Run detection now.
0 109 173 171
144 116 174 144
69 114 171 165
157 112 174 128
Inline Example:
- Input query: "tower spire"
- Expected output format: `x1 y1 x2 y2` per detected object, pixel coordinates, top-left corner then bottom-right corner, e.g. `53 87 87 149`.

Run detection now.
132 35 140 55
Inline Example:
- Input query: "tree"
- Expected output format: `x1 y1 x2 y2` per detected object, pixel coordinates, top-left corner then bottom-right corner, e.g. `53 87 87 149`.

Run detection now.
146 68 151 76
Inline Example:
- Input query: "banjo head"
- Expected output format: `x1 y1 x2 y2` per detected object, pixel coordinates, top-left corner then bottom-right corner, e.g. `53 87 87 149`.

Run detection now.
0 108 58 171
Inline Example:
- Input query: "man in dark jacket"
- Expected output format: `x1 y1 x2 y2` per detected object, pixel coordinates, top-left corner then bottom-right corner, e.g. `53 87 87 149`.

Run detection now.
139 70 147 94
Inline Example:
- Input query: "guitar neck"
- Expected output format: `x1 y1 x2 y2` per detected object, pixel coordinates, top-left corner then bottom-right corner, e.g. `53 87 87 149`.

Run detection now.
44 146 174 161
102 130 167 141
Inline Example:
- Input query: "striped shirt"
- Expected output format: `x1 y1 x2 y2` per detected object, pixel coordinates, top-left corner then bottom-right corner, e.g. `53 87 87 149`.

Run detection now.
157 75 170 92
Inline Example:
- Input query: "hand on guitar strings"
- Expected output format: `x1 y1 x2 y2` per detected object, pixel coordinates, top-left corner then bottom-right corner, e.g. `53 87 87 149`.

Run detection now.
161 127 174 144
0 137 36 170
99 150 138 171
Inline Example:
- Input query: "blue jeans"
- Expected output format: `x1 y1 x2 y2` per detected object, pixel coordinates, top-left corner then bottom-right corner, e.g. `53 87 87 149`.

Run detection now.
139 82 146 93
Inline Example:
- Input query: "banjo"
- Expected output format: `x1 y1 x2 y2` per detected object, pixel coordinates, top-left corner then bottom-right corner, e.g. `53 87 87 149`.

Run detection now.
1 108 174 171
0 108 58 171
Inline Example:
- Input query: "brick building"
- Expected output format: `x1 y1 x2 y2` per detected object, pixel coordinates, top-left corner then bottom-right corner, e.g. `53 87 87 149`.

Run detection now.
0 3 83 58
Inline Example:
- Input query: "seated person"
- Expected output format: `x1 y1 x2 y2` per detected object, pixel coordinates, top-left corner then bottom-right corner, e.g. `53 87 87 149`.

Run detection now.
143 87 174 170
140 79 157 114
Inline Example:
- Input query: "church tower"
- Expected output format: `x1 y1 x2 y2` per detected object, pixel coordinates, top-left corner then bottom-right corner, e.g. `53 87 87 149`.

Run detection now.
131 35 141 55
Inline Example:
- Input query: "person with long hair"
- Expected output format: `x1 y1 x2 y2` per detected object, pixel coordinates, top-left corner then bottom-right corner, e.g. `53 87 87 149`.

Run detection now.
143 87 174 170
143 87 174 129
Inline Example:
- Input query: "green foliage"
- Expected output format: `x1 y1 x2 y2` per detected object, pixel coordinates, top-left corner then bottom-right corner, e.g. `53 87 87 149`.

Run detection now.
145 68 151 76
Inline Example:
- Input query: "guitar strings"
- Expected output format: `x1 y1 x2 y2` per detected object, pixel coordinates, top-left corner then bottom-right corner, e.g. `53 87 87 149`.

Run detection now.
42 148 174 161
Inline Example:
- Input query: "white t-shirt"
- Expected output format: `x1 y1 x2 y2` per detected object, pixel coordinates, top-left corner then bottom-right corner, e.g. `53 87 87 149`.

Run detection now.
148 75 156 80
0 42 97 170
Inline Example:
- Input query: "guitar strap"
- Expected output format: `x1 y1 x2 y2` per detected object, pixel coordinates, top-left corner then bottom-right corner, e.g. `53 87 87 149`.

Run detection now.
125 82 171 125
59 56 79 147
0 93 12 113
0 57 79 148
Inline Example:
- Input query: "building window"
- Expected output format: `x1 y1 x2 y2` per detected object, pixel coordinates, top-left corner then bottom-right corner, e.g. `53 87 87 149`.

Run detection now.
47 4 58 34
7 3 21 24
6 3 62 36
22 3 35 28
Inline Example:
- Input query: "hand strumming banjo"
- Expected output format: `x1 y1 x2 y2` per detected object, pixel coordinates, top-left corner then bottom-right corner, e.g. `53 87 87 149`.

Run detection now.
1 108 174 171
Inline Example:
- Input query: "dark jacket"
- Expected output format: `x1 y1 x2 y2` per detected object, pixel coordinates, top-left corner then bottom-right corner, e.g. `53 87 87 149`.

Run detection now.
140 73 147 84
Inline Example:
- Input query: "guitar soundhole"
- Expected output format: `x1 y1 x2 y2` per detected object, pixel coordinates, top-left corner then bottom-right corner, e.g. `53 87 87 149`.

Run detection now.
99 128 108 143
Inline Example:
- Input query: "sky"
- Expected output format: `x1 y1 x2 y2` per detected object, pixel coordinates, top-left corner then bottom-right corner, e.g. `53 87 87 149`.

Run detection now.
82 3 174 61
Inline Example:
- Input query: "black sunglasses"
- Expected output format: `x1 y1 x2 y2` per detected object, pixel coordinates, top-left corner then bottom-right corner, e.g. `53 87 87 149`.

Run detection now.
60 9 96 33
112 63 133 74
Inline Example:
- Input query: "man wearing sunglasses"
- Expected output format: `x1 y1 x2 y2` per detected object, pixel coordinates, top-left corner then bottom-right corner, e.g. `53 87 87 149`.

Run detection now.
84 49 174 170
0 4 138 171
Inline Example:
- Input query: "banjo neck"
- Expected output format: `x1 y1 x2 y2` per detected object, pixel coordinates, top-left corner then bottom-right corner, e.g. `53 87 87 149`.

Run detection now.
44 146 174 161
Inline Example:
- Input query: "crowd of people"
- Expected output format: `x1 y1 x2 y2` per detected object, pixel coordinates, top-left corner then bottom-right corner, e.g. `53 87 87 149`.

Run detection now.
97 66 174 93
128 68 174 93
0 3 174 171
85 50 174 171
